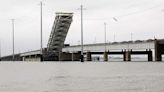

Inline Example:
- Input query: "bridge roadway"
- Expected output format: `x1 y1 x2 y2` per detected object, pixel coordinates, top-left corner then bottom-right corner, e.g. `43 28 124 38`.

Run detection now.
1 39 164 61
62 40 154 52
62 39 164 61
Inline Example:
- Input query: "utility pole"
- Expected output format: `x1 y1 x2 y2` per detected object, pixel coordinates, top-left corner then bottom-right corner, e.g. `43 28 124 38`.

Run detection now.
80 5 84 62
40 1 43 61
11 19 15 61
104 22 107 51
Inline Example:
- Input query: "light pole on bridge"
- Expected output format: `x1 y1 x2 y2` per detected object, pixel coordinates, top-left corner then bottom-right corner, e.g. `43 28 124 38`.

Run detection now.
11 19 15 61
80 5 84 62
104 22 107 52
40 1 43 61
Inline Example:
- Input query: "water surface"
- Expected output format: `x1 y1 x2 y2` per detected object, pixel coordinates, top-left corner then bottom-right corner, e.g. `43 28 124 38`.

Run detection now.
0 62 163 92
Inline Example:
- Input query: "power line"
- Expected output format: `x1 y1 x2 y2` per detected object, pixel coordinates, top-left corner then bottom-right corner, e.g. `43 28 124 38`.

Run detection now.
82 3 164 21
116 3 164 18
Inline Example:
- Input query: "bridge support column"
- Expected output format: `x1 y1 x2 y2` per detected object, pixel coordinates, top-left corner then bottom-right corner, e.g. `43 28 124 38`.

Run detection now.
124 51 131 61
104 51 108 61
71 53 74 61
148 50 153 61
58 52 61 61
123 51 126 61
40 55 43 62
155 40 163 61
86 52 92 61
155 51 162 61
70 52 81 61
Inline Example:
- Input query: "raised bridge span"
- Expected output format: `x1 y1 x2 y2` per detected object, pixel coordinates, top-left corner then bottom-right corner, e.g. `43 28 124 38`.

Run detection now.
43 12 73 60
47 12 73 52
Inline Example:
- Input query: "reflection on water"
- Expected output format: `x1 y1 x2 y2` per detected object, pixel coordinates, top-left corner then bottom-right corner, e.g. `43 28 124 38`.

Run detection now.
0 62 163 92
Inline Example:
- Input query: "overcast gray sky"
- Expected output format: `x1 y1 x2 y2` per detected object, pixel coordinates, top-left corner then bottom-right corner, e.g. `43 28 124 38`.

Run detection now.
1 0 164 56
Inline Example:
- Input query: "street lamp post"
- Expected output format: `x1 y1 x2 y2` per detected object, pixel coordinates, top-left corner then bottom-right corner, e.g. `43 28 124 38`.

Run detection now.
104 22 107 51
80 5 84 62
40 1 43 61
11 19 15 61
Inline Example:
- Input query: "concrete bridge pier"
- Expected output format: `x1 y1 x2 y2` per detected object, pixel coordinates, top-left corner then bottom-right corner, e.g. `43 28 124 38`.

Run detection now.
71 52 81 61
155 54 162 61
86 52 92 61
148 49 153 61
155 39 164 61
71 53 74 61
40 54 43 61
57 52 81 61
123 50 126 61
58 52 61 61
124 50 131 61
104 51 108 61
